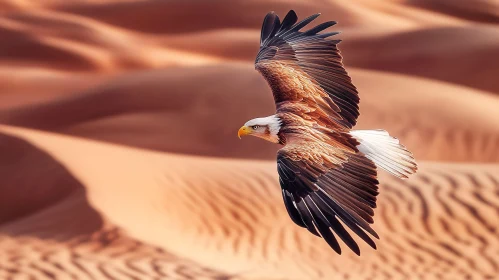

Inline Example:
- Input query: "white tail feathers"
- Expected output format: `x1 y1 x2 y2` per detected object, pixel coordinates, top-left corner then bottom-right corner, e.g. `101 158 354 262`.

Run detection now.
350 130 417 179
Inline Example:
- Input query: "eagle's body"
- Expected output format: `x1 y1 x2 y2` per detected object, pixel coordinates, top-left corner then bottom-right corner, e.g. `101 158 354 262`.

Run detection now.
238 10 417 255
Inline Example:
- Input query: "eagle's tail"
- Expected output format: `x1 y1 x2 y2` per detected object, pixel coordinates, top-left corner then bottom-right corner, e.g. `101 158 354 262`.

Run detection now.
350 130 417 179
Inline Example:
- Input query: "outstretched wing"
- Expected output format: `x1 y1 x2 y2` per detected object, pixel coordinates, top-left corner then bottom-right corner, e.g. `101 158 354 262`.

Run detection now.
278 140 380 255
257 10 379 255
255 10 359 131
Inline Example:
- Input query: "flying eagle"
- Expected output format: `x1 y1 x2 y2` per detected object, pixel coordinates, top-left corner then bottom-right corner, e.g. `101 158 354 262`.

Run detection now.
237 10 417 255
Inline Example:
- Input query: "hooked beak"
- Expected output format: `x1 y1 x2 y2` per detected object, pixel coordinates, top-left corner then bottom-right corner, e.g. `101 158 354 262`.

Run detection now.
238 126 251 139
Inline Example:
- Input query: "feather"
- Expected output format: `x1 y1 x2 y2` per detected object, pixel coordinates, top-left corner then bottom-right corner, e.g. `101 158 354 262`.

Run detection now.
304 21 337 36
277 10 298 35
303 196 343 254
306 195 361 255
282 188 306 228
260 12 280 46
283 13 321 36
295 198 321 237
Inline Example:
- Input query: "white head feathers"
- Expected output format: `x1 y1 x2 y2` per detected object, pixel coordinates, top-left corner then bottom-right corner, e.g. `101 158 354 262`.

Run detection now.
245 115 282 141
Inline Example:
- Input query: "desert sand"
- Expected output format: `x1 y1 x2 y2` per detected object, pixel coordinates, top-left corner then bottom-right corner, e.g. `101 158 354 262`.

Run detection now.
0 0 498 279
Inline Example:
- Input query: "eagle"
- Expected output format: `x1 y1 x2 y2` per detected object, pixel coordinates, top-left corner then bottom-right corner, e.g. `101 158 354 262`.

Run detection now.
237 10 417 255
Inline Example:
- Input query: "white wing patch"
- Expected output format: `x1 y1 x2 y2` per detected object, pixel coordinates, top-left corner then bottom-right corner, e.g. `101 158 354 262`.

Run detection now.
350 130 417 179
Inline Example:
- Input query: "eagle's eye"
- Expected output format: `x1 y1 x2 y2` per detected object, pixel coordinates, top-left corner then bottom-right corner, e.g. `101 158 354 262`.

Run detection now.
252 125 260 130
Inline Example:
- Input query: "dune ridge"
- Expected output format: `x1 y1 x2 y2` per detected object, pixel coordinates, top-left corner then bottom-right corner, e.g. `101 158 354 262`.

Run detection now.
2 0 496 90
1 64 498 162
409 0 499 23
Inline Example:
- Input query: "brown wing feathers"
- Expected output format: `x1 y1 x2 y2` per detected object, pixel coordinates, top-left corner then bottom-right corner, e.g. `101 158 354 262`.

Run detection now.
255 10 359 130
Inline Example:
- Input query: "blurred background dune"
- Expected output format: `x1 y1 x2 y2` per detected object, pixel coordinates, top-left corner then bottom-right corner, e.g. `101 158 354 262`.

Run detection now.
0 1 498 279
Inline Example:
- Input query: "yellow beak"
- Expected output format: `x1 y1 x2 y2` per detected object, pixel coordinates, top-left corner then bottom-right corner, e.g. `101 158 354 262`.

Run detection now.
238 126 251 139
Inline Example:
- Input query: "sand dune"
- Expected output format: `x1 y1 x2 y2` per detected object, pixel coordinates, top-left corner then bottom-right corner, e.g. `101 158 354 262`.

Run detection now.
342 25 499 94
0 0 495 93
54 0 464 34
409 0 499 23
1 64 498 162
0 69 107 108
0 125 498 279
0 133 84 225
1 0 499 279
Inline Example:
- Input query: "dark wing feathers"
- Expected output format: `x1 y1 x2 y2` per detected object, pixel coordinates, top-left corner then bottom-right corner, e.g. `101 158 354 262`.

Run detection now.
281 188 306 228
277 149 379 255
255 10 359 129
282 13 321 37
303 196 343 254
314 191 378 249
277 10 298 34
305 195 360 255
295 198 321 237
260 12 280 46
303 21 337 36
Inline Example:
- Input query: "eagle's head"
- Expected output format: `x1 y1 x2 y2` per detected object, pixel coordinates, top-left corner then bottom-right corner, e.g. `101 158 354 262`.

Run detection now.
238 115 282 144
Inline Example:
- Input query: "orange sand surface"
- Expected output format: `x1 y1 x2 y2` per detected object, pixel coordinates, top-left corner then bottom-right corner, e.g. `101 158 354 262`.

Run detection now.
0 0 498 279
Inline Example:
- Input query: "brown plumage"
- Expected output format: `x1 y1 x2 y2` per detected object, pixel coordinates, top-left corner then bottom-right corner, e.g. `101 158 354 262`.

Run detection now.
242 10 417 255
